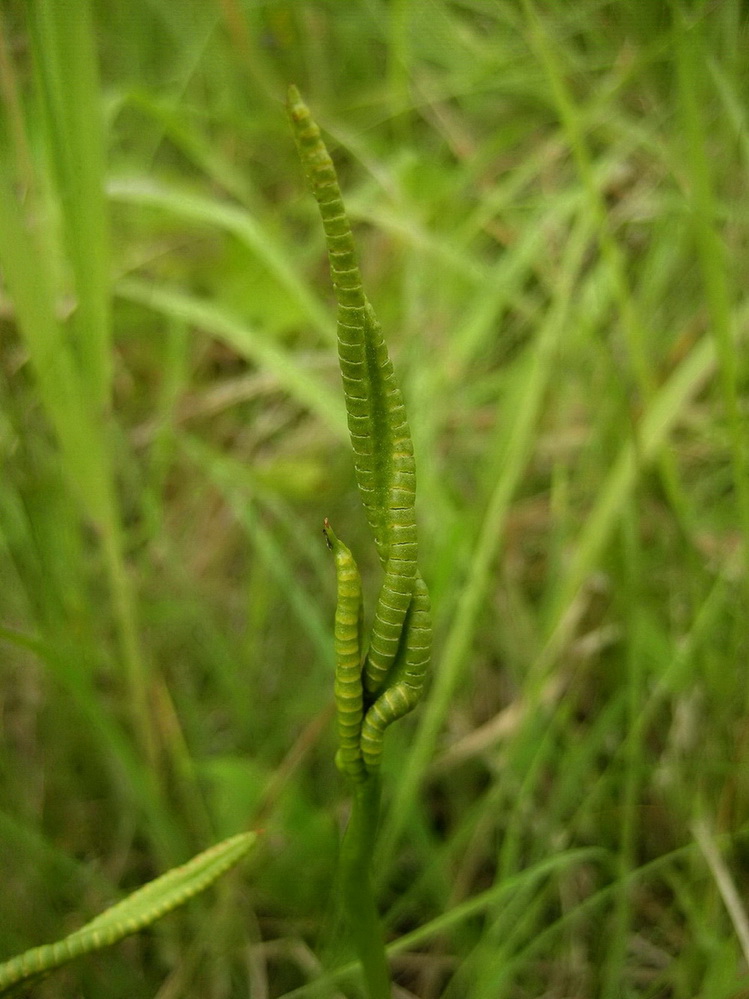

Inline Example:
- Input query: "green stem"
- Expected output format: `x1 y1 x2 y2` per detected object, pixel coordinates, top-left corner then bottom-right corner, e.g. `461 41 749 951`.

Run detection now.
339 774 391 999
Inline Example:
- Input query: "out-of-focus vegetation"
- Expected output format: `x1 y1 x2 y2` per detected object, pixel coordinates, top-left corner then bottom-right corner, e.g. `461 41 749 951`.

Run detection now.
0 2 748 996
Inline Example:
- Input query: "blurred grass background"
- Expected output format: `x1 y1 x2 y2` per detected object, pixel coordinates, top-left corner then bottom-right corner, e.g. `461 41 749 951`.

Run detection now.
1 1 748 996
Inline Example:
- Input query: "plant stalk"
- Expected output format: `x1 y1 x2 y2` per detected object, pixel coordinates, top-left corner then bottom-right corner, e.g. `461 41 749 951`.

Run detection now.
340 774 391 999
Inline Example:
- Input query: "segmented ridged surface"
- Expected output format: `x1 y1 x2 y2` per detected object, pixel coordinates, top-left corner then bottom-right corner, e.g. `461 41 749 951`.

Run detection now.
361 573 431 771
323 519 366 782
288 86 417 699
0 833 253 995
0 934 87 996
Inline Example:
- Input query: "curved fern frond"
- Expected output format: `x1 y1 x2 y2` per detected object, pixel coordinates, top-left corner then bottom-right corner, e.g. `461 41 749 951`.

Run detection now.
288 86 418 699
361 573 431 771
324 518 366 782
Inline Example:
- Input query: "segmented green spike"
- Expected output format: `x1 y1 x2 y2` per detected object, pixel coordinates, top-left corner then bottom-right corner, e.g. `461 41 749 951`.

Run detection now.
361 573 431 771
323 518 366 782
0 833 255 996
288 86 418 699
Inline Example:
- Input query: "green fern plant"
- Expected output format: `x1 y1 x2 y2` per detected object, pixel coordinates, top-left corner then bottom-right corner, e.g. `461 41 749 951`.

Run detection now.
288 86 432 999
0 832 255 996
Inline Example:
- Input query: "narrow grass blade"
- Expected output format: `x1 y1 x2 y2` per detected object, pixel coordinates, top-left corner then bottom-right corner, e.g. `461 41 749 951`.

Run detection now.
108 176 334 343
0 169 113 529
29 0 112 413
276 847 603 998
673 9 749 582
692 819 749 968
116 277 347 439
